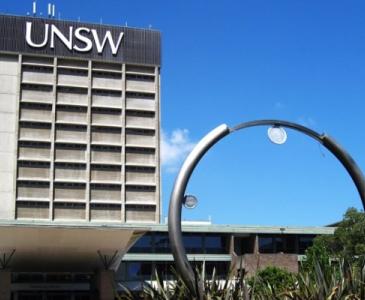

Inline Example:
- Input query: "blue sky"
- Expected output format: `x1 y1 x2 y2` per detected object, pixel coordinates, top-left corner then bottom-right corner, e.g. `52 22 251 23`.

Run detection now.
2 0 365 226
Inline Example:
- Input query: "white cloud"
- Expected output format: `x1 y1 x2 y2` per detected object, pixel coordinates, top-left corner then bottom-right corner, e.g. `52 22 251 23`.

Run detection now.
161 129 196 173
297 116 317 128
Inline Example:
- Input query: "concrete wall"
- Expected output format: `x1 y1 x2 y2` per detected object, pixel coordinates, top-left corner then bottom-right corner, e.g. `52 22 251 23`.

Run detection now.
18 145 51 160
91 187 121 202
56 127 87 143
126 152 155 166
126 115 155 128
126 206 155 222
92 112 121 126
0 53 161 223
126 79 155 92
58 71 88 87
92 75 122 89
17 185 49 200
55 148 86 162
57 90 88 106
90 206 121 221
126 133 155 147
21 87 53 103
56 110 87 124
125 190 155 204
0 54 18 219
19 126 51 141
22 68 53 84
91 130 121 145
91 149 121 164
92 93 122 108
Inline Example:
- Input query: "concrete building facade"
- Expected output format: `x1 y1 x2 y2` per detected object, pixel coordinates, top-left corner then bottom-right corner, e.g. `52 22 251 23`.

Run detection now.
0 15 161 224
0 14 161 299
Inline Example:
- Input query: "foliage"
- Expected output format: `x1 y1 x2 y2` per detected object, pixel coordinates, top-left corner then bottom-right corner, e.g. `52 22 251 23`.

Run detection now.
312 207 365 262
248 266 295 297
116 257 365 299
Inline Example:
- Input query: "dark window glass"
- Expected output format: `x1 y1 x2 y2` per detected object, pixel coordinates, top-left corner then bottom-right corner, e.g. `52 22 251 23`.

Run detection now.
46 273 73 282
129 233 152 253
234 236 255 255
13 273 44 283
46 293 71 300
298 236 314 254
275 237 285 253
286 236 297 254
259 237 274 253
126 262 152 281
154 233 170 253
205 235 228 254
17 292 42 300
183 234 203 254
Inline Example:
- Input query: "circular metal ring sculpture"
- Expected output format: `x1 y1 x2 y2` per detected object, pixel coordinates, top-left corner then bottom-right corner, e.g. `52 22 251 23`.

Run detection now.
168 119 365 298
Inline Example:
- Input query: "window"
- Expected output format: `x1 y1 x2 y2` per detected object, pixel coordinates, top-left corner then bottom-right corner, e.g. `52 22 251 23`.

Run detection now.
126 262 152 281
126 185 155 192
298 236 314 254
183 234 203 254
129 233 153 253
126 91 155 100
259 237 275 253
205 234 228 254
276 236 285 253
154 233 170 253
286 236 297 253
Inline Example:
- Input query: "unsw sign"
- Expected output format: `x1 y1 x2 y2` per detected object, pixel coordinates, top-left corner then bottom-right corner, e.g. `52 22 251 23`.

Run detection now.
0 15 160 65
25 22 124 55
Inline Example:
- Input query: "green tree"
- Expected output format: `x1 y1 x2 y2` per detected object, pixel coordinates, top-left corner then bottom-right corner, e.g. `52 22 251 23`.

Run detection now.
312 207 365 262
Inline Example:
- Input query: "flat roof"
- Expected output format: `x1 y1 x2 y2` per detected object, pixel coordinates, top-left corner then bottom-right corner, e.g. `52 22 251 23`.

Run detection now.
0 220 335 235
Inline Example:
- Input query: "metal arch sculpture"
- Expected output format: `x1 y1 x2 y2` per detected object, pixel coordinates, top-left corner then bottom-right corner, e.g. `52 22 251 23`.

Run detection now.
168 119 365 299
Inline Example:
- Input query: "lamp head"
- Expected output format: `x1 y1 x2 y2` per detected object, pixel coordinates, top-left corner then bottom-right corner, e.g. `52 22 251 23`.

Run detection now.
268 126 287 145
183 195 198 209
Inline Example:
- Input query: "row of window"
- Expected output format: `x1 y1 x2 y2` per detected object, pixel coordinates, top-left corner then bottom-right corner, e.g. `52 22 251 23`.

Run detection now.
22 55 155 73
130 232 229 254
18 161 156 172
234 234 315 255
119 261 229 281
17 180 156 190
16 201 156 210
19 121 156 133
19 141 155 155
20 103 156 117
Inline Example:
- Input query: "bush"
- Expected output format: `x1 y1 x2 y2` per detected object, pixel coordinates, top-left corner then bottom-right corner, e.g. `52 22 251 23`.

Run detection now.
249 266 295 296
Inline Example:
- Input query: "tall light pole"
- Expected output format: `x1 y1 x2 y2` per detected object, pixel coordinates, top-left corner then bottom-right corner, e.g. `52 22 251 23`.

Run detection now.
168 119 365 299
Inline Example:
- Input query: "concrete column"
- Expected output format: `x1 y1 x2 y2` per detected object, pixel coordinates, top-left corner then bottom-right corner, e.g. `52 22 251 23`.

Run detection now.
96 270 115 300
0 270 11 300
253 234 259 254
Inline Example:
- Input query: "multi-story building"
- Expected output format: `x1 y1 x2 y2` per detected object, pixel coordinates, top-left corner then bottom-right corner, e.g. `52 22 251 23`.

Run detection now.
0 14 161 299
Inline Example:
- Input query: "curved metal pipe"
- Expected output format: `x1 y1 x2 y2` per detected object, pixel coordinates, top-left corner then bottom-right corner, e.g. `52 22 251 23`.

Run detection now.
168 119 365 298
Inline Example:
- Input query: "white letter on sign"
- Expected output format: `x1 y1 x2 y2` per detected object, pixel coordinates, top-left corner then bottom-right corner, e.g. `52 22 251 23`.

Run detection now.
25 22 49 48
91 30 124 55
74 27 92 52
51 24 73 50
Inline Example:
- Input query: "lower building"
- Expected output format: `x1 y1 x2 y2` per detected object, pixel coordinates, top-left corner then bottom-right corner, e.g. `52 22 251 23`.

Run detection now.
6 221 334 299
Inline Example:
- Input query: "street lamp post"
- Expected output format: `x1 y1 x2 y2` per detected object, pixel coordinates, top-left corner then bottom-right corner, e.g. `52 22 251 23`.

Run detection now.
168 119 365 299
